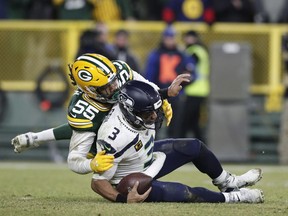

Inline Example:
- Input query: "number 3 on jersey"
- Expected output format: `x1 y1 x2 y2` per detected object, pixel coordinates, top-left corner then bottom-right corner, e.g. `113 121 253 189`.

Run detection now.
108 127 120 140
72 100 99 120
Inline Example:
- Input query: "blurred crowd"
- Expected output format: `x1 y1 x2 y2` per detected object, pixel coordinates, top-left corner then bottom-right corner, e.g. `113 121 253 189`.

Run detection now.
0 0 288 23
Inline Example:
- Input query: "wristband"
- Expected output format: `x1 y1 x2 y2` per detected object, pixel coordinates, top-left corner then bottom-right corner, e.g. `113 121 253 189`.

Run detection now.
158 88 169 99
116 194 127 203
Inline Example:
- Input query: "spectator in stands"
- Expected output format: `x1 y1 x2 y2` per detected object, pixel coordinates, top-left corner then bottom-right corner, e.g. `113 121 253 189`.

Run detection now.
7 0 30 19
144 25 195 138
162 0 215 24
53 0 94 20
252 0 269 23
212 0 255 23
131 0 166 20
278 0 288 23
76 29 116 60
177 30 210 141
24 0 134 21
0 0 7 19
255 0 288 23
93 22 115 55
112 29 141 73
92 0 135 21
26 0 56 19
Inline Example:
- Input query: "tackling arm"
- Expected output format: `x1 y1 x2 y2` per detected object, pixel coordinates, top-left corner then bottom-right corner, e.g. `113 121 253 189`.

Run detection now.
67 131 95 174
11 128 55 153
67 131 114 174
132 72 190 126
133 71 191 98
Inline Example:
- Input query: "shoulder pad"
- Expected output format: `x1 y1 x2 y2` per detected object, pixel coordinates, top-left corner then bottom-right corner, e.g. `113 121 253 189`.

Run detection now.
113 60 131 71
112 60 133 87
67 93 111 131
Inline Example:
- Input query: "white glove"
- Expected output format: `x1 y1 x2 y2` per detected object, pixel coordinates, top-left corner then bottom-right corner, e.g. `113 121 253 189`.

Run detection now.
11 132 40 153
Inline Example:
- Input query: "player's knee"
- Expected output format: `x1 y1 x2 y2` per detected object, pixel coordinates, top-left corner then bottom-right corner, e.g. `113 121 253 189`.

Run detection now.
173 138 204 158
148 181 205 202
162 183 204 202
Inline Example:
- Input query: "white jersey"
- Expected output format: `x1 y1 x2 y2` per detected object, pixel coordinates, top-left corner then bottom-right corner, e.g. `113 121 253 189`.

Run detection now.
67 67 160 174
92 104 165 185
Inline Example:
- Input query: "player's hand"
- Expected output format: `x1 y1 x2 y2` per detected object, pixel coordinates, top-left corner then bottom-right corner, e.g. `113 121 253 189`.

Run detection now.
162 99 173 126
127 181 151 203
11 133 39 153
167 73 191 97
90 151 114 173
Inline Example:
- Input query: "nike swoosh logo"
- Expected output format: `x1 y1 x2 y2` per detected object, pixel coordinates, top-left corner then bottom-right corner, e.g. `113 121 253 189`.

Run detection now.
104 145 111 151
70 113 77 118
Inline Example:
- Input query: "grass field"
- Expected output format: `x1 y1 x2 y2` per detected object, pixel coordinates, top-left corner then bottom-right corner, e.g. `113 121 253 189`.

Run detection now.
0 162 287 216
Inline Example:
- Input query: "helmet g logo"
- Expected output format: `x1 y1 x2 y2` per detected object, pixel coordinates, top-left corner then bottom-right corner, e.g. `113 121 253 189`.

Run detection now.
78 70 92 82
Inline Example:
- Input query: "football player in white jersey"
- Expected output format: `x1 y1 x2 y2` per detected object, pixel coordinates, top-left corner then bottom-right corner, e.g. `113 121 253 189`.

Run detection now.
91 80 264 204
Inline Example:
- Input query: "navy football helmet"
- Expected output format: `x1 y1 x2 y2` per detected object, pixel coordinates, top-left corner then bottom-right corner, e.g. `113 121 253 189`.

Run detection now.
118 80 163 129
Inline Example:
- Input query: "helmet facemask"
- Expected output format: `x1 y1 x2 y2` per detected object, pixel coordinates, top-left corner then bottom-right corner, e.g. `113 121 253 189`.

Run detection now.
118 89 163 130
135 109 164 130
85 74 120 104
70 53 120 104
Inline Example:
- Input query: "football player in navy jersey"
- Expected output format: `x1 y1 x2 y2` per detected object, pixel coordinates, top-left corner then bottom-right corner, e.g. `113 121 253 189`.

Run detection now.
91 80 264 204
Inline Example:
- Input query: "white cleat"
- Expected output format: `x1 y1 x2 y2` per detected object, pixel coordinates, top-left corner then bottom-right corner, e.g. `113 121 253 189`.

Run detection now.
227 188 264 203
213 168 263 192
11 132 39 153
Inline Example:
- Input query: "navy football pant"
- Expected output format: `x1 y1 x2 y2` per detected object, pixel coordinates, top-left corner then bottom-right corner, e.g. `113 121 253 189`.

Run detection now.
145 138 225 203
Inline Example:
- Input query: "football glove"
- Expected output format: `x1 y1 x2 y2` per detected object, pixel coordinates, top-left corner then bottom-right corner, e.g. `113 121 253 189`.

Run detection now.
90 150 114 173
11 132 40 153
162 99 173 126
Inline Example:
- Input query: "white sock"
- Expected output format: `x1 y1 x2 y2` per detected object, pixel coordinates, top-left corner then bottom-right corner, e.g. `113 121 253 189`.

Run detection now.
222 192 231 203
32 128 55 142
213 170 229 184
223 191 242 203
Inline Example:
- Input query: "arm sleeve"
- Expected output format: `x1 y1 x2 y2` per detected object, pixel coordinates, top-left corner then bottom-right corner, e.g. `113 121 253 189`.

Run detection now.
142 152 166 178
67 131 95 174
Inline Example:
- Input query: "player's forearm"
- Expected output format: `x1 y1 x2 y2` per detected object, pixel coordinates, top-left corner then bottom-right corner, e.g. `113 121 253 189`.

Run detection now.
68 131 95 174
91 179 119 202
67 153 92 174
33 129 56 143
